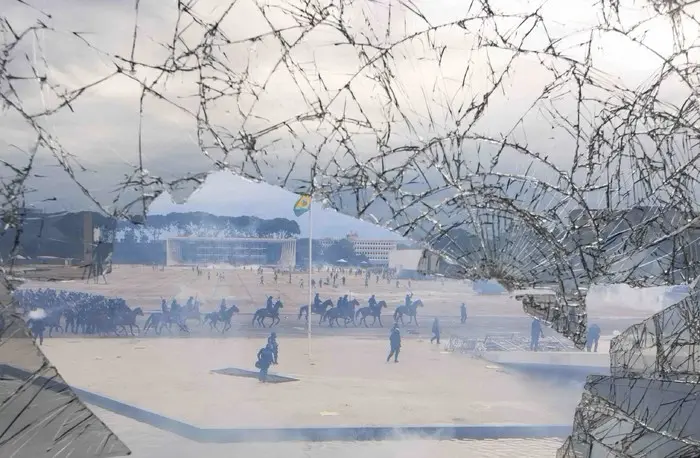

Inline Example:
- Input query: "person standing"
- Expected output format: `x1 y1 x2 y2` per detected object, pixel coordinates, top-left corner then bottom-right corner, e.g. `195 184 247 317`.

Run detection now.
530 318 544 352
28 311 45 346
460 303 467 324
387 323 402 363
586 324 601 352
268 332 279 364
430 317 441 344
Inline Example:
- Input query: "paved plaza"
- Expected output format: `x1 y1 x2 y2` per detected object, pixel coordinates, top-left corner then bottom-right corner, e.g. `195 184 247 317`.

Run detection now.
41 336 580 428
17 264 652 457
92 405 564 458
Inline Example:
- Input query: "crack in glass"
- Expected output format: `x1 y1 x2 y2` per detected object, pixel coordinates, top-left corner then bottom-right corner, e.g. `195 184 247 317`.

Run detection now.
3 0 700 456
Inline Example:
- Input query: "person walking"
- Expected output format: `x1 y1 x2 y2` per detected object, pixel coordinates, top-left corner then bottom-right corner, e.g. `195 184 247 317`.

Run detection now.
268 332 279 364
530 318 544 351
28 311 45 346
256 344 274 382
387 323 401 363
430 317 441 344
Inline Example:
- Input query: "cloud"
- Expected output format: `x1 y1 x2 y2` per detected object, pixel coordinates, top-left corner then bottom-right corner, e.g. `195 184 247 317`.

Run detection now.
147 171 405 239
3 0 698 292
3 0 685 203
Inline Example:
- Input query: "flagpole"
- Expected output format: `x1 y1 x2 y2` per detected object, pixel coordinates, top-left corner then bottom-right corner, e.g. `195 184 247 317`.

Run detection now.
307 194 313 362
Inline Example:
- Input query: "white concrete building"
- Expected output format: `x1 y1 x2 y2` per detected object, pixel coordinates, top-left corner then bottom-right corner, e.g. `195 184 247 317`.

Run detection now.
166 236 296 267
319 232 398 265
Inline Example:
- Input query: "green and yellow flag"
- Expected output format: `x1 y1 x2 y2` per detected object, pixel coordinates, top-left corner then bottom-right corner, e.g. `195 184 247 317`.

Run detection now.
293 194 312 217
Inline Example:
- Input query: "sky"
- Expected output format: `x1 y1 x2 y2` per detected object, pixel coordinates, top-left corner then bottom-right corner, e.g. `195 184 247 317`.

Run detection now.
147 171 406 239
2 0 687 216
2 0 698 286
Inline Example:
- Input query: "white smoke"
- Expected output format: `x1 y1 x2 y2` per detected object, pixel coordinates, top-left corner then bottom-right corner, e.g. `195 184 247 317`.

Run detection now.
585 283 689 317
28 308 47 320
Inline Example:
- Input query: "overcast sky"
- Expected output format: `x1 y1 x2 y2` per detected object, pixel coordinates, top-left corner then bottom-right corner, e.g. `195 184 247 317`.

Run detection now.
2 0 694 241
147 171 405 239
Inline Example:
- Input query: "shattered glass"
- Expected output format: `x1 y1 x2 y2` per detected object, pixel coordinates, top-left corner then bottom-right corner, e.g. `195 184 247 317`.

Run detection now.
0 278 131 457
3 0 700 456
559 289 700 457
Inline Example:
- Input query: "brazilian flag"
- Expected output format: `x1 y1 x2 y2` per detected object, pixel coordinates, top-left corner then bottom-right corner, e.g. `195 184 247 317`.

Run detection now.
293 194 312 217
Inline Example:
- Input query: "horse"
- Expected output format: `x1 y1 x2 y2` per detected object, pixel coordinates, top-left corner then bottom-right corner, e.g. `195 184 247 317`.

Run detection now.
181 302 202 325
323 299 360 327
355 300 387 327
218 304 240 333
252 300 284 328
92 311 120 337
143 312 167 335
344 298 359 326
114 307 144 336
203 311 221 330
393 299 424 325
298 299 333 322
157 307 191 334
321 307 342 327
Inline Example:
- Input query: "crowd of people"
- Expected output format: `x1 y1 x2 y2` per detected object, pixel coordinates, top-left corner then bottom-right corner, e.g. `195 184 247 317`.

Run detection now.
13 288 137 344
12 273 491 370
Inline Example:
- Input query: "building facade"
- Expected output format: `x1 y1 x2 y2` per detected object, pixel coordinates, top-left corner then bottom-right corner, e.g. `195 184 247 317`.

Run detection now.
165 236 296 267
319 232 399 265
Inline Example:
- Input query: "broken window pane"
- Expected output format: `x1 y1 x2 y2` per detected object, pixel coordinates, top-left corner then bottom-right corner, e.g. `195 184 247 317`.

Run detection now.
3 0 700 456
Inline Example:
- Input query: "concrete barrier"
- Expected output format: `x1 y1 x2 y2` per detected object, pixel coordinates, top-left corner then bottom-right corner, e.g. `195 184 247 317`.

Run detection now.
0 364 571 442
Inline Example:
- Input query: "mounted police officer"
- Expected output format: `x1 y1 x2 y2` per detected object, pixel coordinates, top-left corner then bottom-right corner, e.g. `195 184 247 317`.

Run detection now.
368 294 377 309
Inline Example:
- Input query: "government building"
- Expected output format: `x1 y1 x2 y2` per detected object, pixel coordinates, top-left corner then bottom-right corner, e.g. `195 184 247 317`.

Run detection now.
165 236 296 267
319 232 399 265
